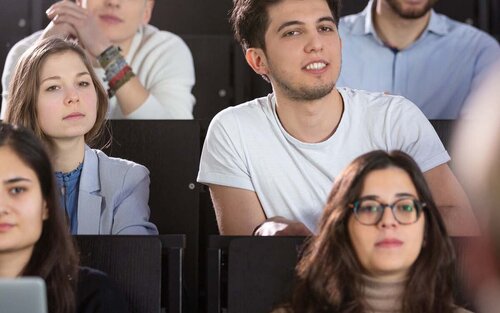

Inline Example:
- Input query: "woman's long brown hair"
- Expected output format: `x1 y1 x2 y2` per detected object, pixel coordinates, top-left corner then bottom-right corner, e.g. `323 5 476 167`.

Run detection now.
5 37 109 149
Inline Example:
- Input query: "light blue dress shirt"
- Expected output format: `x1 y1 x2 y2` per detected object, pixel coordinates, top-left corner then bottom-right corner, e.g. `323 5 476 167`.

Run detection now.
337 0 500 119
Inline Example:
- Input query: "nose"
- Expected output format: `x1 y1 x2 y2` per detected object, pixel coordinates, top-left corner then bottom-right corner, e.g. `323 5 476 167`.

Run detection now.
104 0 120 8
304 31 323 53
0 198 10 216
64 89 80 106
379 206 398 228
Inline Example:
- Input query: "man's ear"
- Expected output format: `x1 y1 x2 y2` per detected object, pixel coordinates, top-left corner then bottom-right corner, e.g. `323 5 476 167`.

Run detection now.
245 48 269 77
42 201 49 221
142 0 155 25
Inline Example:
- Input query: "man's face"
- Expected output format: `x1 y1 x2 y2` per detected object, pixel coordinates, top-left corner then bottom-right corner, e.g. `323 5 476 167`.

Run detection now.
383 0 438 19
255 0 341 101
78 0 153 47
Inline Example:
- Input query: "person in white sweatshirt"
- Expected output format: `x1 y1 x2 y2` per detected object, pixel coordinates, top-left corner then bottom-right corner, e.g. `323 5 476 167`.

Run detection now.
1 0 195 120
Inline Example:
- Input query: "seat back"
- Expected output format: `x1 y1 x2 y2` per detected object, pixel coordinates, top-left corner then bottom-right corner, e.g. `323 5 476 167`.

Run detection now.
102 120 199 313
74 235 162 313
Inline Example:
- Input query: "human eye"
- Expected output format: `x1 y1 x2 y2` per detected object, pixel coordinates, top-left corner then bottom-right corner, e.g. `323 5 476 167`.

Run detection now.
318 25 334 32
9 186 27 195
79 80 91 87
358 200 382 214
45 85 60 92
395 199 416 213
282 29 300 37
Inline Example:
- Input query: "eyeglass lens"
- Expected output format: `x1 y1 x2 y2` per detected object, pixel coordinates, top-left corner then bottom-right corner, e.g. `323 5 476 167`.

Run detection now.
355 198 420 225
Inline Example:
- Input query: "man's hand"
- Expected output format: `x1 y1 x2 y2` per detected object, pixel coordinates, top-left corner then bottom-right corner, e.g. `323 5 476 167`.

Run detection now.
253 216 312 236
46 1 111 57
40 20 77 41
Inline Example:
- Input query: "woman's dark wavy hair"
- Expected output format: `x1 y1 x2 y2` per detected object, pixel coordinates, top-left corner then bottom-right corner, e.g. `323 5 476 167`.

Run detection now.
283 150 456 313
0 123 79 313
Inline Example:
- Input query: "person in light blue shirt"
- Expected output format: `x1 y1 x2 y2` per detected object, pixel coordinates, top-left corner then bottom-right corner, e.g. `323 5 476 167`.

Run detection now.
337 0 500 119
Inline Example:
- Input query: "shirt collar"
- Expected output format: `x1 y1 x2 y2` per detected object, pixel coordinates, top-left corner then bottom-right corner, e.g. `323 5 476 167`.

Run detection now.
352 0 449 37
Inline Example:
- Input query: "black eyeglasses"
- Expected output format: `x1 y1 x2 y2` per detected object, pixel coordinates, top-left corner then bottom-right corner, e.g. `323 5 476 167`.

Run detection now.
350 197 426 225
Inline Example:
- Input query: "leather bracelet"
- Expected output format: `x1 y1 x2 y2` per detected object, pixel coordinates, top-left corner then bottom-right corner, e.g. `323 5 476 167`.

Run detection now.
97 45 121 69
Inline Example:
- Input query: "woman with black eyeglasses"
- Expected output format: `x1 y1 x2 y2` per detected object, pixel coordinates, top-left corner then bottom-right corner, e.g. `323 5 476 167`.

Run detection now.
274 150 471 313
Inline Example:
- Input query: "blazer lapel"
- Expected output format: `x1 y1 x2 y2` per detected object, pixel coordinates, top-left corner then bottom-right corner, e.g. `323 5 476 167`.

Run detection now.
77 147 103 234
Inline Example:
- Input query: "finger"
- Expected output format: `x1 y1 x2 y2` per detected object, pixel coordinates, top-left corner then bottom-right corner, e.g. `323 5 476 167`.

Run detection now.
52 14 85 27
47 2 86 20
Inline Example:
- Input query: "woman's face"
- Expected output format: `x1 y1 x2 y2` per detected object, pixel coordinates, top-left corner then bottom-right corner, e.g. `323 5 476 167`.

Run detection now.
37 51 98 142
348 167 425 281
0 146 48 257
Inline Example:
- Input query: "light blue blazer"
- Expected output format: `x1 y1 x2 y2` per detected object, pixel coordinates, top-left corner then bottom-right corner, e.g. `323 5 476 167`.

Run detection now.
76 146 158 235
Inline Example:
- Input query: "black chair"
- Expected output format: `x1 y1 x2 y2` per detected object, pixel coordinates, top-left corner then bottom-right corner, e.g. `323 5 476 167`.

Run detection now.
207 236 476 313
102 120 200 313
206 236 306 313
183 35 236 132
74 235 185 313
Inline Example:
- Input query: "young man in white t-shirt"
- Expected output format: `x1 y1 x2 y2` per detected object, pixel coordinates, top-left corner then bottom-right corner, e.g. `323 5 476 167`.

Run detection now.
198 0 478 236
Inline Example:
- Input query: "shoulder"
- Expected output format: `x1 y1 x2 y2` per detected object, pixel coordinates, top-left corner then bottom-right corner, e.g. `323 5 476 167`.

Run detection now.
138 24 191 54
340 87 417 114
77 267 129 313
208 95 272 135
209 96 272 130
8 31 42 57
339 11 366 33
438 13 499 47
92 149 149 180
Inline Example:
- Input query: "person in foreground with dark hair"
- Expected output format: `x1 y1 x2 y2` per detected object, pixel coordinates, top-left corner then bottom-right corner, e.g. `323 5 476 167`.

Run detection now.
5 37 157 235
0 123 129 313
275 150 471 313
198 0 478 237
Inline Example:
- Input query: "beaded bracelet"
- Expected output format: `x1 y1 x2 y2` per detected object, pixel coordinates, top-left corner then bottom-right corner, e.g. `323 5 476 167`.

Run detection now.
97 45 135 97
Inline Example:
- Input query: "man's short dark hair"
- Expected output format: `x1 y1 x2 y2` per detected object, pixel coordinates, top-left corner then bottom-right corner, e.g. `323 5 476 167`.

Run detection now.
230 0 341 52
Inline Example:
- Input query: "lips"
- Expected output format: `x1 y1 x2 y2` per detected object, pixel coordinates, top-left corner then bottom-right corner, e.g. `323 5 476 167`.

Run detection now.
0 223 15 232
303 60 329 73
375 238 403 248
63 112 85 120
99 14 123 24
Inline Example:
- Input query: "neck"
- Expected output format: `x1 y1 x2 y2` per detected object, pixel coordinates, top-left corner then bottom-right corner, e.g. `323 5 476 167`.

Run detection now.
373 0 431 50
273 88 343 143
363 274 407 313
51 137 86 173
0 248 34 278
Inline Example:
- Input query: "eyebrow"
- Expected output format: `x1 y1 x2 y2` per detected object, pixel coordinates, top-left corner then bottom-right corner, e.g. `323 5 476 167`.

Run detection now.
276 16 336 33
40 72 91 84
4 177 32 184
395 192 417 198
359 193 417 201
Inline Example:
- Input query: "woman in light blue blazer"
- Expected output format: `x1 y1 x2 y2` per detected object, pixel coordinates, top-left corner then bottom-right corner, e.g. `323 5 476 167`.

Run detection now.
5 38 157 235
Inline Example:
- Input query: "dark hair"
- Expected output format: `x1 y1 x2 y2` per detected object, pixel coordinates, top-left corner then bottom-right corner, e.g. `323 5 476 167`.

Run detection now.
0 123 79 313
230 0 341 51
284 150 456 313
5 37 109 149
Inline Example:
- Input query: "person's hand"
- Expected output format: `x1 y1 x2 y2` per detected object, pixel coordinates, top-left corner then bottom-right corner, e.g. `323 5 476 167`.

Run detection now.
46 1 111 57
40 20 77 41
253 216 313 236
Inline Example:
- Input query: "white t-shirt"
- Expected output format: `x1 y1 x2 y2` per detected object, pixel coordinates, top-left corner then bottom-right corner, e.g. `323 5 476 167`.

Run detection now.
197 88 450 233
